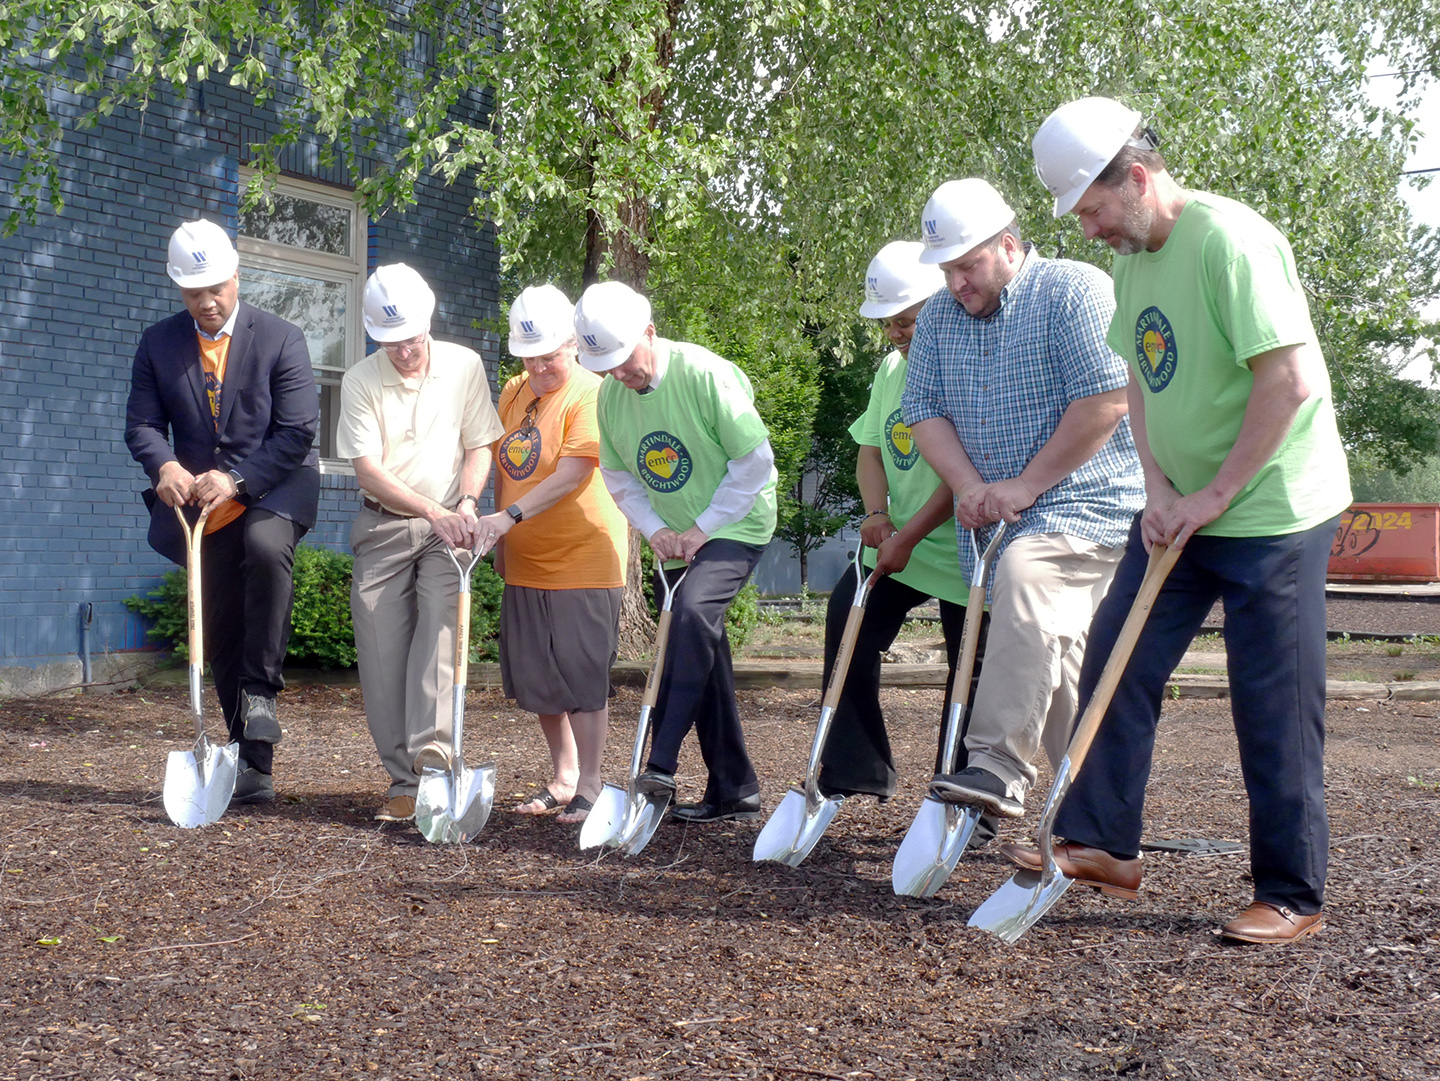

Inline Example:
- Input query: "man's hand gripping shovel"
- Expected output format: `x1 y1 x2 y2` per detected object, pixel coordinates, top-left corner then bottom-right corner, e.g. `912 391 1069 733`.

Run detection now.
891 521 1006 896
161 506 240 828
753 543 875 866
415 545 497 844
579 568 687 856
968 542 1180 942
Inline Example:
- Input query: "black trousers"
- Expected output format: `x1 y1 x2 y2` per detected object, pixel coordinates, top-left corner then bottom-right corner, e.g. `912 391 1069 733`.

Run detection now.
199 508 305 774
647 538 766 804
1055 515 1336 913
817 562 989 799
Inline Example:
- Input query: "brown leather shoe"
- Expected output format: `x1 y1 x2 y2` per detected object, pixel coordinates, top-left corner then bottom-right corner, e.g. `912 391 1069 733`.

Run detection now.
1219 902 1323 944
999 841 1142 899
375 794 416 823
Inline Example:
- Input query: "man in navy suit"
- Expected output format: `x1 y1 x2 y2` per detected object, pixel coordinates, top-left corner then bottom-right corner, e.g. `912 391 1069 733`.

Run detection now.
126 219 321 804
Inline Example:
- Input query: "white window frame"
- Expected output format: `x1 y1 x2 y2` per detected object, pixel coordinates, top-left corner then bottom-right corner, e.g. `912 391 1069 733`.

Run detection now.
236 170 367 473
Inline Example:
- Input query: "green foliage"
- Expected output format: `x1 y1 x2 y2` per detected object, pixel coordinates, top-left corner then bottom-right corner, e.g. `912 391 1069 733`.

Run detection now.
468 556 506 663
4 0 1439 466
123 543 507 667
1349 449 1440 503
726 581 761 650
123 568 188 660
287 544 358 667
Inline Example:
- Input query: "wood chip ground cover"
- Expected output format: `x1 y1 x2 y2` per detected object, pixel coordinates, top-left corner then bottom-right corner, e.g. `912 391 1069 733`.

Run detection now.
2 683 1437 1080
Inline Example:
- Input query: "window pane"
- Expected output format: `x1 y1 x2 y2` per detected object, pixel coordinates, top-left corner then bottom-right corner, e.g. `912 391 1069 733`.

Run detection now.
239 267 348 371
239 192 353 257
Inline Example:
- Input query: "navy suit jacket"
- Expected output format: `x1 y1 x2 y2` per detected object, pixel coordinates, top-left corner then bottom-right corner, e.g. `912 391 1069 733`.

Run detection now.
125 300 321 565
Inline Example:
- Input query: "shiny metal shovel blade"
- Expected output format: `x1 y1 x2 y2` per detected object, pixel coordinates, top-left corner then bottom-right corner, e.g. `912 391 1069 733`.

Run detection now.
577 782 669 856
892 797 981 897
415 761 496 844
967 867 1074 944
753 787 841 866
162 739 239 829
578 782 628 850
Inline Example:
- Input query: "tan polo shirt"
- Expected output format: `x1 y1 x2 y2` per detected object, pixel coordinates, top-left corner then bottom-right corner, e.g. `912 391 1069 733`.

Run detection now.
336 338 503 511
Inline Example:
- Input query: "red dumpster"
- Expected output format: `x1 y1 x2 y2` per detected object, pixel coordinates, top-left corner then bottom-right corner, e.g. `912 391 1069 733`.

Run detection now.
1328 504 1440 582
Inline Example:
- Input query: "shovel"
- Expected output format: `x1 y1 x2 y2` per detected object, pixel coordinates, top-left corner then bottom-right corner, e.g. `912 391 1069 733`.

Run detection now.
415 545 497 844
753 543 876 866
162 505 240 829
968 541 1181 943
579 568 687 856
891 522 1007 897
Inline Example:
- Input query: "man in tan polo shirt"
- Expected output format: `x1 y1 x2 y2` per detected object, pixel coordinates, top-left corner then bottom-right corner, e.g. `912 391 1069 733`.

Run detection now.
337 263 503 823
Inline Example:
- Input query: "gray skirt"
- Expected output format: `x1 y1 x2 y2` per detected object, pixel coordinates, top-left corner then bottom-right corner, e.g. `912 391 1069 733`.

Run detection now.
498 584 623 714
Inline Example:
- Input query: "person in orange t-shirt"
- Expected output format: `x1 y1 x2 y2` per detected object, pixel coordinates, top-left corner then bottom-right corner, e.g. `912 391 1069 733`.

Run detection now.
473 284 628 824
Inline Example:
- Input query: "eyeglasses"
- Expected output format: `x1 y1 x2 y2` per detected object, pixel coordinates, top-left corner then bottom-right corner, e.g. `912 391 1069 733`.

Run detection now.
383 334 427 357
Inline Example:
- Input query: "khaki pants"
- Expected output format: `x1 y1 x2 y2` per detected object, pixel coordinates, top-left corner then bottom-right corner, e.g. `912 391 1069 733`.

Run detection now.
350 507 457 798
964 531 1123 803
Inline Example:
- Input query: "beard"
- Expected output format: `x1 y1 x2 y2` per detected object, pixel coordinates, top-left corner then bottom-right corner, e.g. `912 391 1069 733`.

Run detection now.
1105 196 1156 256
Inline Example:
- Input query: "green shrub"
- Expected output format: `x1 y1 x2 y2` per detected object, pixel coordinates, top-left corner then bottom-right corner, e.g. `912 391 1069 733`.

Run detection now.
124 542 507 669
726 581 761 650
124 567 189 660
287 545 358 667
635 537 761 650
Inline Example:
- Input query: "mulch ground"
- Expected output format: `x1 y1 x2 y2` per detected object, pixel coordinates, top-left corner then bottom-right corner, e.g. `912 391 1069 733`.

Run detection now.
2 679 1438 1081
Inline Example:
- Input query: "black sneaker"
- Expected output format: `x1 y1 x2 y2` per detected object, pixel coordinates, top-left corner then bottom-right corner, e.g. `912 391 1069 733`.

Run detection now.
929 767 1023 818
232 764 275 805
633 768 676 799
242 690 282 744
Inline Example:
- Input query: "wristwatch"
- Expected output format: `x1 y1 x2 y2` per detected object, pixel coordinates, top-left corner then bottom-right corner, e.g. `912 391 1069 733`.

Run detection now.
458 494 479 510
505 503 524 523
228 470 247 496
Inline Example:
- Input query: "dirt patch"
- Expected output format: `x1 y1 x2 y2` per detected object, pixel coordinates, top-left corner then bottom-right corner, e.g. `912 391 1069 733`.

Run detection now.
2 683 1438 1081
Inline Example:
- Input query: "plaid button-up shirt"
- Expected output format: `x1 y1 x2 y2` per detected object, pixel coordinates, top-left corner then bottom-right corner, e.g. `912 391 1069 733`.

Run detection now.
902 248 1144 584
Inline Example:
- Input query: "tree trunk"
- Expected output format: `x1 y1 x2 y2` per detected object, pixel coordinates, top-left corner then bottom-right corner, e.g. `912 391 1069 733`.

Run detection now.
585 0 683 656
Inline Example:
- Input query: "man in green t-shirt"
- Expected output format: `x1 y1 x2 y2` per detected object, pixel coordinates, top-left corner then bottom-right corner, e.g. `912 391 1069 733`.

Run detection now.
575 281 778 823
817 241 993 842
1007 96 1353 944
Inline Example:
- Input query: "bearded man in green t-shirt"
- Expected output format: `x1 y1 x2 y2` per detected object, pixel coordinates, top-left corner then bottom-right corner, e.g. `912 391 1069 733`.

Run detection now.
1004 97 1353 944
574 281 779 824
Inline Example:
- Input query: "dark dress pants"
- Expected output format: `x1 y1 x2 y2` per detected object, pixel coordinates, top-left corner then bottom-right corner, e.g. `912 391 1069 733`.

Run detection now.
817 562 989 798
200 508 305 774
647 538 767 804
1055 514 1337 914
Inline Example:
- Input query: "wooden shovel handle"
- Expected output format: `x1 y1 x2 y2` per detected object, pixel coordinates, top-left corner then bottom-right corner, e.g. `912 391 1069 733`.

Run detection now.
1062 542 1181 783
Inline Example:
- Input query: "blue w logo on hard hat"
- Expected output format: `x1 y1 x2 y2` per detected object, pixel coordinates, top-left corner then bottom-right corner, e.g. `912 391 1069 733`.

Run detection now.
520 320 536 335
923 220 939 236
867 276 880 295
582 333 600 349
191 250 208 264
382 304 400 319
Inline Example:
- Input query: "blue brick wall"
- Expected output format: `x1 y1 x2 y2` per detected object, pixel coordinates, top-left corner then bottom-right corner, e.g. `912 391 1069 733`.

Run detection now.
0 34 499 668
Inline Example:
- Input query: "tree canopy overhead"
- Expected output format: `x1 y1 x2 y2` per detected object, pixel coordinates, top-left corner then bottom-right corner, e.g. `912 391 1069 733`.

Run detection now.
4 0 1438 467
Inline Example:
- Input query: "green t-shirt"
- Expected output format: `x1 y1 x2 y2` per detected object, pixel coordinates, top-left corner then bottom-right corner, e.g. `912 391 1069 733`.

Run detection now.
850 349 968 604
598 338 777 551
1108 191 1351 537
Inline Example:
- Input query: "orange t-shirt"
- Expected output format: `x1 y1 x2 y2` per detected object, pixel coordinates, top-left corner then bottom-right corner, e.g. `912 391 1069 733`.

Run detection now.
196 333 245 534
493 368 627 589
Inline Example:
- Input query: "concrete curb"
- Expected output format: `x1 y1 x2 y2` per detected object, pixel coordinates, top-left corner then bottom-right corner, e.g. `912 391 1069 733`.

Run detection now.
124 659 1440 704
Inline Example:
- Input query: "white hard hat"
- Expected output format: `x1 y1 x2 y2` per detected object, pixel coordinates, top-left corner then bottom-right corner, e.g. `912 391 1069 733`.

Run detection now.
508 284 576 357
858 241 944 319
573 281 652 372
1032 96 1144 218
363 263 435 342
917 180 1017 265
166 219 239 288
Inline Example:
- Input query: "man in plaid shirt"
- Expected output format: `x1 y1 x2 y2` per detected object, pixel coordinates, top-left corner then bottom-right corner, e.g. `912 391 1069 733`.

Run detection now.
902 178 1144 822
